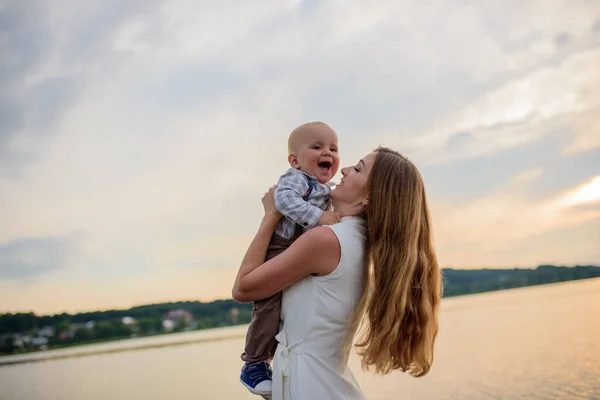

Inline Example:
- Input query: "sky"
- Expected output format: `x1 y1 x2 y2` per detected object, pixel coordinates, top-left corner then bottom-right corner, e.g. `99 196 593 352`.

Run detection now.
1 0 599 315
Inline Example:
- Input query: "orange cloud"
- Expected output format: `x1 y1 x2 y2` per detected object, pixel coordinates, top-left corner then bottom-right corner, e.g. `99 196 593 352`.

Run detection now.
432 174 600 268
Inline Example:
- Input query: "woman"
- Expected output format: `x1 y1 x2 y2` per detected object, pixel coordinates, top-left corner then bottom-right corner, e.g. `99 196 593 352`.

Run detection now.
233 147 442 399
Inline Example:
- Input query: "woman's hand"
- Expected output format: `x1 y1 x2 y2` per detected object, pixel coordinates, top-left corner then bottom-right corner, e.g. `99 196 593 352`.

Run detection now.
233 187 341 303
262 185 281 222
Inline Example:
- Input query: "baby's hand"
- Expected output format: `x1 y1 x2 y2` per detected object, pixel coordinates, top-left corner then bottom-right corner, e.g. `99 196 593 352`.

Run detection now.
318 211 341 226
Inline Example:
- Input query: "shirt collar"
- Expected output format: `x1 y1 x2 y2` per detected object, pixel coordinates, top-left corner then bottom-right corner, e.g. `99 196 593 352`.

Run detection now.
299 169 334 187
299 170 318 182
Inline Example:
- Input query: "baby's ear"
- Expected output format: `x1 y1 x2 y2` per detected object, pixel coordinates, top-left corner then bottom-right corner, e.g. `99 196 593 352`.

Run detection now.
288 153 300 169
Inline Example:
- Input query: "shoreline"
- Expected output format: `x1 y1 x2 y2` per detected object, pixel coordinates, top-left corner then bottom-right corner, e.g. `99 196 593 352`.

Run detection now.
2 277 600 367
0 326 247 367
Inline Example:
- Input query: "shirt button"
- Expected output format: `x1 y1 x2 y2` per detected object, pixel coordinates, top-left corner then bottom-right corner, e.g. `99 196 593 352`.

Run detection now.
303 222 308 226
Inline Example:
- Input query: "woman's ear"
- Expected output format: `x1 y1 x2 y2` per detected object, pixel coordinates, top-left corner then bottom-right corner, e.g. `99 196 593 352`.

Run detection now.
288 153 300 169
361 195 369 208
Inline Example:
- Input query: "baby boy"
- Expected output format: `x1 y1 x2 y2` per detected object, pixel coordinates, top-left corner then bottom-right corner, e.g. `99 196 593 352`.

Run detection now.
239 121 341 396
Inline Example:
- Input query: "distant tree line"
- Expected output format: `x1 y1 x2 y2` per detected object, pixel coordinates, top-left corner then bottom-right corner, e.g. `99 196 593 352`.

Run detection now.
0 300 253 354
1 265 599 354
0 299 253 336
441 264 600 297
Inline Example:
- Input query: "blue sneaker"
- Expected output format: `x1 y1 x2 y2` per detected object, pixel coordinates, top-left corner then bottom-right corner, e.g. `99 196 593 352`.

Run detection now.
240 361 272 396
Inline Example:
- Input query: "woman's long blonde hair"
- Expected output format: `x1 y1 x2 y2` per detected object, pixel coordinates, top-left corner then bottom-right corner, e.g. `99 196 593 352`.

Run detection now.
349 147 442 377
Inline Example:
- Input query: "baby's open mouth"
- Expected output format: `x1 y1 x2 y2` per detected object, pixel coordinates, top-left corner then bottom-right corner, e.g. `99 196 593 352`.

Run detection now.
318 161 332 172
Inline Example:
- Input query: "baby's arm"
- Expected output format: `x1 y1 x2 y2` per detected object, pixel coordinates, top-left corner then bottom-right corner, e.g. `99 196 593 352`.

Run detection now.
317 210 341 226
275 169 340 229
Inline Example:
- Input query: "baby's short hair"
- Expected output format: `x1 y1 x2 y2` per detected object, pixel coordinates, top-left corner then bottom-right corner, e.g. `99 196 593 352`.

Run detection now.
288 121 334 154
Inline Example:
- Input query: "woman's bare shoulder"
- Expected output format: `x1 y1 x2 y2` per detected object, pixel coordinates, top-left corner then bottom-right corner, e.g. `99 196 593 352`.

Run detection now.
292 226 341 276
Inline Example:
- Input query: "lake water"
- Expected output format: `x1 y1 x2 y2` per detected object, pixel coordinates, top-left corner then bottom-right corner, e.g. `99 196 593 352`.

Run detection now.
1 278 600 399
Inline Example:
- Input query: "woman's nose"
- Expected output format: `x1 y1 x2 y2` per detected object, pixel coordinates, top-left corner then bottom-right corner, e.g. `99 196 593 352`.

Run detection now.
341 167 348 176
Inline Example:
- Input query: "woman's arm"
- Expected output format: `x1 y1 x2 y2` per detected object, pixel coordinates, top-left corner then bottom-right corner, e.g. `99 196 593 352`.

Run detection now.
231 188 341 303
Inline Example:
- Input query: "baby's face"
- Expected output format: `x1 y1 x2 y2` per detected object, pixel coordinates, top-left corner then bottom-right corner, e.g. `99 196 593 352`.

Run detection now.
291 125 339 184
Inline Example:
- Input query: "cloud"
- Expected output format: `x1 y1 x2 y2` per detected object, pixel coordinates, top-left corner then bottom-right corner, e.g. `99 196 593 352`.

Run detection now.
514 168 544 183
0 236 76 279
433 174 600 267
405 47 600 165
555 175 600 207
561 110 600 155
2 0 600 312
444 132 476 153
554 32 572 48
0 0 157 177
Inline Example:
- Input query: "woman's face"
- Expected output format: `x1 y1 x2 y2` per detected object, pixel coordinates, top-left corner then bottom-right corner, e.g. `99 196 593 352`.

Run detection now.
331 152 376 205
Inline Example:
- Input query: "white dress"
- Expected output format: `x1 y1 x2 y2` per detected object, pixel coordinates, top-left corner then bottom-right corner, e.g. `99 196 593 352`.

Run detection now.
271 216 367 400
